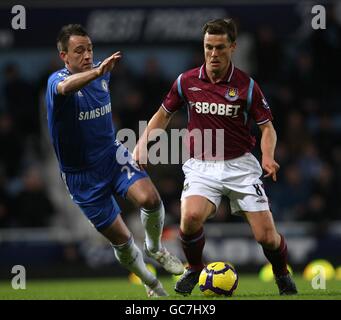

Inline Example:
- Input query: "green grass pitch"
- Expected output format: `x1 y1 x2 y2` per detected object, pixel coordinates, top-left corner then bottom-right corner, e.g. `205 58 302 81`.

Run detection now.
1 275 340 300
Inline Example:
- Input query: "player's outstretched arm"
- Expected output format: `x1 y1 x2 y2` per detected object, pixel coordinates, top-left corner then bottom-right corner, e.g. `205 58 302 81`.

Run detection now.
259 121 280 182
57 51 122 95
133 107 173 169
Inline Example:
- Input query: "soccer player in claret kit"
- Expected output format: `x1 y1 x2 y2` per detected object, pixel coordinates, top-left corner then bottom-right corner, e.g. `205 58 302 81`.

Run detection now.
45 24 184 297
134 19 297 296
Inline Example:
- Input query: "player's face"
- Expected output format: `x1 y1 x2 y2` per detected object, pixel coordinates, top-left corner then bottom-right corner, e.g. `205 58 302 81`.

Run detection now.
204 33 236 76
60 35 93 73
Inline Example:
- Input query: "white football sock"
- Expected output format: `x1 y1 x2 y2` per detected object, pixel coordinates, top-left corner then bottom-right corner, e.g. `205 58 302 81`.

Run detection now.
112 236 156 287
140 202 165 253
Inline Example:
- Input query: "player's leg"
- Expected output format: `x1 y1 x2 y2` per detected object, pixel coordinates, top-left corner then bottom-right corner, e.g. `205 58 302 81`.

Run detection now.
244 210 297 295
180 195 216 268
101 215 158 286
77 197 167 296
179 159 221 271
225 153 297 295
113 141 166 254
126 176 184 275
100 215 167 297
175 195 216 295
244 210 284 268
174 159 222 295
62 166 167 297
126 177 163 252
114 141 183 274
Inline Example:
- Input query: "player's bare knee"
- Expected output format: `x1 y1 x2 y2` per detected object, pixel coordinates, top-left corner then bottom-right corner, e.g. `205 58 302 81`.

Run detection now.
101 223 131 245
139 190 161 211
255 231 278 249
182 210 204 230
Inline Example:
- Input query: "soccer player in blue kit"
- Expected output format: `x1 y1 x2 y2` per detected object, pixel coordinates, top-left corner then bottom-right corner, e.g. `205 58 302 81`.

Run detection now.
45 24 184 297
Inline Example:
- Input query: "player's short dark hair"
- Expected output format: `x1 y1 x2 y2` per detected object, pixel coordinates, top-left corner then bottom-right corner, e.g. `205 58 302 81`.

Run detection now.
57 24 88 52
202 18 237 43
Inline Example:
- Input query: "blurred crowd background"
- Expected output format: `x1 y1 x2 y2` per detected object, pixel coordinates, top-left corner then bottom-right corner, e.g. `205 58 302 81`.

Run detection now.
0 0 340 274
1 1 340 229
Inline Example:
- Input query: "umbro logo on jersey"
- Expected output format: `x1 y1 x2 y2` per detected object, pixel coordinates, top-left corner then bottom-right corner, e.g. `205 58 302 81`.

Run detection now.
189 87 202 91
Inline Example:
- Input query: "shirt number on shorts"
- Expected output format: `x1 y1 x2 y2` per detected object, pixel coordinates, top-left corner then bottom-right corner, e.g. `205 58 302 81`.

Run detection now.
121 165 135 180
253 184 264 196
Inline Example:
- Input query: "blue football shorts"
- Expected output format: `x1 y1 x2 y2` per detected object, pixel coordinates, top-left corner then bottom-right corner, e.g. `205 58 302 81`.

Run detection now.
61 141 148 231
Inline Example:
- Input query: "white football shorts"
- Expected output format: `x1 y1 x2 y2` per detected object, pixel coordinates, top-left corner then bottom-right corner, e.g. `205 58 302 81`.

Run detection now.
181 152 270 216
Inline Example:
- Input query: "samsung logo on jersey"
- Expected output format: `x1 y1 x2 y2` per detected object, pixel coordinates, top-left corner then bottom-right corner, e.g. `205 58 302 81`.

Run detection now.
78 103 111 121
194 102 240 117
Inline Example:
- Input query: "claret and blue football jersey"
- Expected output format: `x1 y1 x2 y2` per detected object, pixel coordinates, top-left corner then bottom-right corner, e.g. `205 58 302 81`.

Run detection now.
45 62 116 172
162 63 273 160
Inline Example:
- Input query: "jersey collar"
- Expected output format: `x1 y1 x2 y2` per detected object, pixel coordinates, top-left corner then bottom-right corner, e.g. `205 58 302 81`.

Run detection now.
198 62 235 83
63 66 72 75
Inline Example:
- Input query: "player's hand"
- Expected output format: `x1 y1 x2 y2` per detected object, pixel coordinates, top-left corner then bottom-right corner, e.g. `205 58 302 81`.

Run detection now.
97 51 122 76
132 145 148 171
262 157 280 182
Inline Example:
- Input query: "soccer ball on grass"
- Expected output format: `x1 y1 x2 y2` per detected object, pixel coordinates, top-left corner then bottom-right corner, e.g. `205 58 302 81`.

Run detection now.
199 262 238 297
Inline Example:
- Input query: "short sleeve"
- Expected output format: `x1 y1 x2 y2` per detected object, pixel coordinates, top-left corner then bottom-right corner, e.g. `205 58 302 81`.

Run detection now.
249 80 273 125
48 71 69 96
162 74 185 113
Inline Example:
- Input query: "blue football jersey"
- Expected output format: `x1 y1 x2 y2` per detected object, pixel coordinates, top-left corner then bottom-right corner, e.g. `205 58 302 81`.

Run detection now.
45 63 116 172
